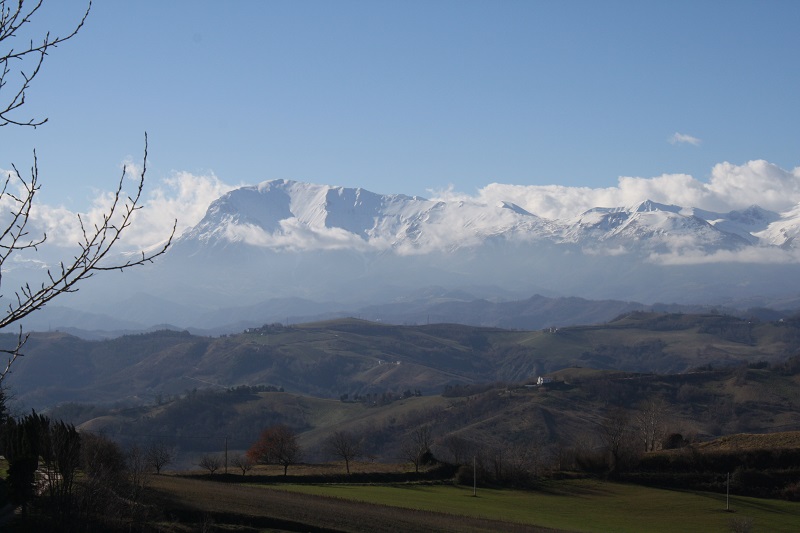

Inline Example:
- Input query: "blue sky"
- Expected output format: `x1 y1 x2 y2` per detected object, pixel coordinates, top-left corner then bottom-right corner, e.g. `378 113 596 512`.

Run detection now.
3 0 800 216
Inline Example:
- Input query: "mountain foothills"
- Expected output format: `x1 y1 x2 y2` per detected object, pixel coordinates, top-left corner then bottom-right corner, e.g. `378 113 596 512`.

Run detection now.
7 312 800 410
26 313 800 486
12 179 800 333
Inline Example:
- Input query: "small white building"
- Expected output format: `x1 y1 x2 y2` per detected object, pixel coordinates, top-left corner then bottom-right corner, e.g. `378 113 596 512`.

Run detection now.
537 376 553 386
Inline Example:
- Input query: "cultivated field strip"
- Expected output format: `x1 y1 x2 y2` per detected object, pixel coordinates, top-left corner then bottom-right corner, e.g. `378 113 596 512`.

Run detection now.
148 474 567 532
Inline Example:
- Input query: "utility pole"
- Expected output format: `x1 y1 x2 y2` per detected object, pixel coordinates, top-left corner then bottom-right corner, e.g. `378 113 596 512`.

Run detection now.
225 435 229 474
473 456 477 497
726 471 730 511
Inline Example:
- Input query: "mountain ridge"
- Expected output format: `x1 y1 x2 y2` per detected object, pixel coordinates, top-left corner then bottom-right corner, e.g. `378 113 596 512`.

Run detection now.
179 180 800 253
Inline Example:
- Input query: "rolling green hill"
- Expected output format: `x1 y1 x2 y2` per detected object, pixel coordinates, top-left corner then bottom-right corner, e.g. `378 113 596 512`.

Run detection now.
5 312 800 410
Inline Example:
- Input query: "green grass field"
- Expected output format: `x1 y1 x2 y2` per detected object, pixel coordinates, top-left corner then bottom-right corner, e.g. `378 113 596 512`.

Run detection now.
272 479 800 533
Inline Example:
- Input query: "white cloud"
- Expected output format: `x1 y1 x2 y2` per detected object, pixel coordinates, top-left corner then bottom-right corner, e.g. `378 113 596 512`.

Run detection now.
6 158 800 267
133 171 239 246
429 160 800 220
12 170 238 253
706 160 800 212
669 132 702 146
225 218 369 252
648 246 800 266
582 245 629 257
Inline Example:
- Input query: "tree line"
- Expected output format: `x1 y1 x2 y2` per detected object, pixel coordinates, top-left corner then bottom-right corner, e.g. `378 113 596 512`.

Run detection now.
0 387 181 529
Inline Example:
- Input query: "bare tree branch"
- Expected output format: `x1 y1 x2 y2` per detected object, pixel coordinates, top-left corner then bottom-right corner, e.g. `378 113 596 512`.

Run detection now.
0 325 28 382
0 0 92 127
0 2 174 384
0 135 176 383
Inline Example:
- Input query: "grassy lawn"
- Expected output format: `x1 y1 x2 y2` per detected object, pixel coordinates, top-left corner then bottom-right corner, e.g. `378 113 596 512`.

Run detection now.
272 479 800 533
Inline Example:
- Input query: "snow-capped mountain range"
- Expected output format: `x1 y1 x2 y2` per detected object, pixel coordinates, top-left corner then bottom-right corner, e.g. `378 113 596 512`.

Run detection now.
178 179 800 256
147 179 800 311
15 179 800 333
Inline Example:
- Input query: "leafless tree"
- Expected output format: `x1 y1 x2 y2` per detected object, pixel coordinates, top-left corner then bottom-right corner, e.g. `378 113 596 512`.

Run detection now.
441 434 473 465
506 437 547 481
126 444 149 502
600 407 637 473
230 453 254 476
198 454 222 475
635 397 669 452
600 408 630 470
325 430 363 474
0 1 175 383
0 139 174 383
145 441 174 474
401 425 433 473
487 444 505 481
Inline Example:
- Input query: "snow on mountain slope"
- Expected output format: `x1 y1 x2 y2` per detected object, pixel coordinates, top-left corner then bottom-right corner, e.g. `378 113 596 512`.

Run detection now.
754 203 800 248
551 199 749 253
170 180 800 266
686 205 779 245
177 179 563 254
36 180 800 327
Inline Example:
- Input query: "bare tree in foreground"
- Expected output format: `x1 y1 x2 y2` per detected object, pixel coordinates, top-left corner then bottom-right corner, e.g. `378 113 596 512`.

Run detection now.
0 137 175 383
0 0 91 128
325 430 363 475
0 0 175 383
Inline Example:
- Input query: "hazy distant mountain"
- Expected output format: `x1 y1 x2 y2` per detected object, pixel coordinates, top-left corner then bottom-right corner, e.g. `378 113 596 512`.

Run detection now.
12 179 800 332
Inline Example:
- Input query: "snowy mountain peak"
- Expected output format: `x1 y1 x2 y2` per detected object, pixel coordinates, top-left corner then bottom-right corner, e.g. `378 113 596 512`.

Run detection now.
752 202 800 247
497 201 535 217
630 199 681 213
176 180 800 258
727 205 778 225
85 180 800 322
